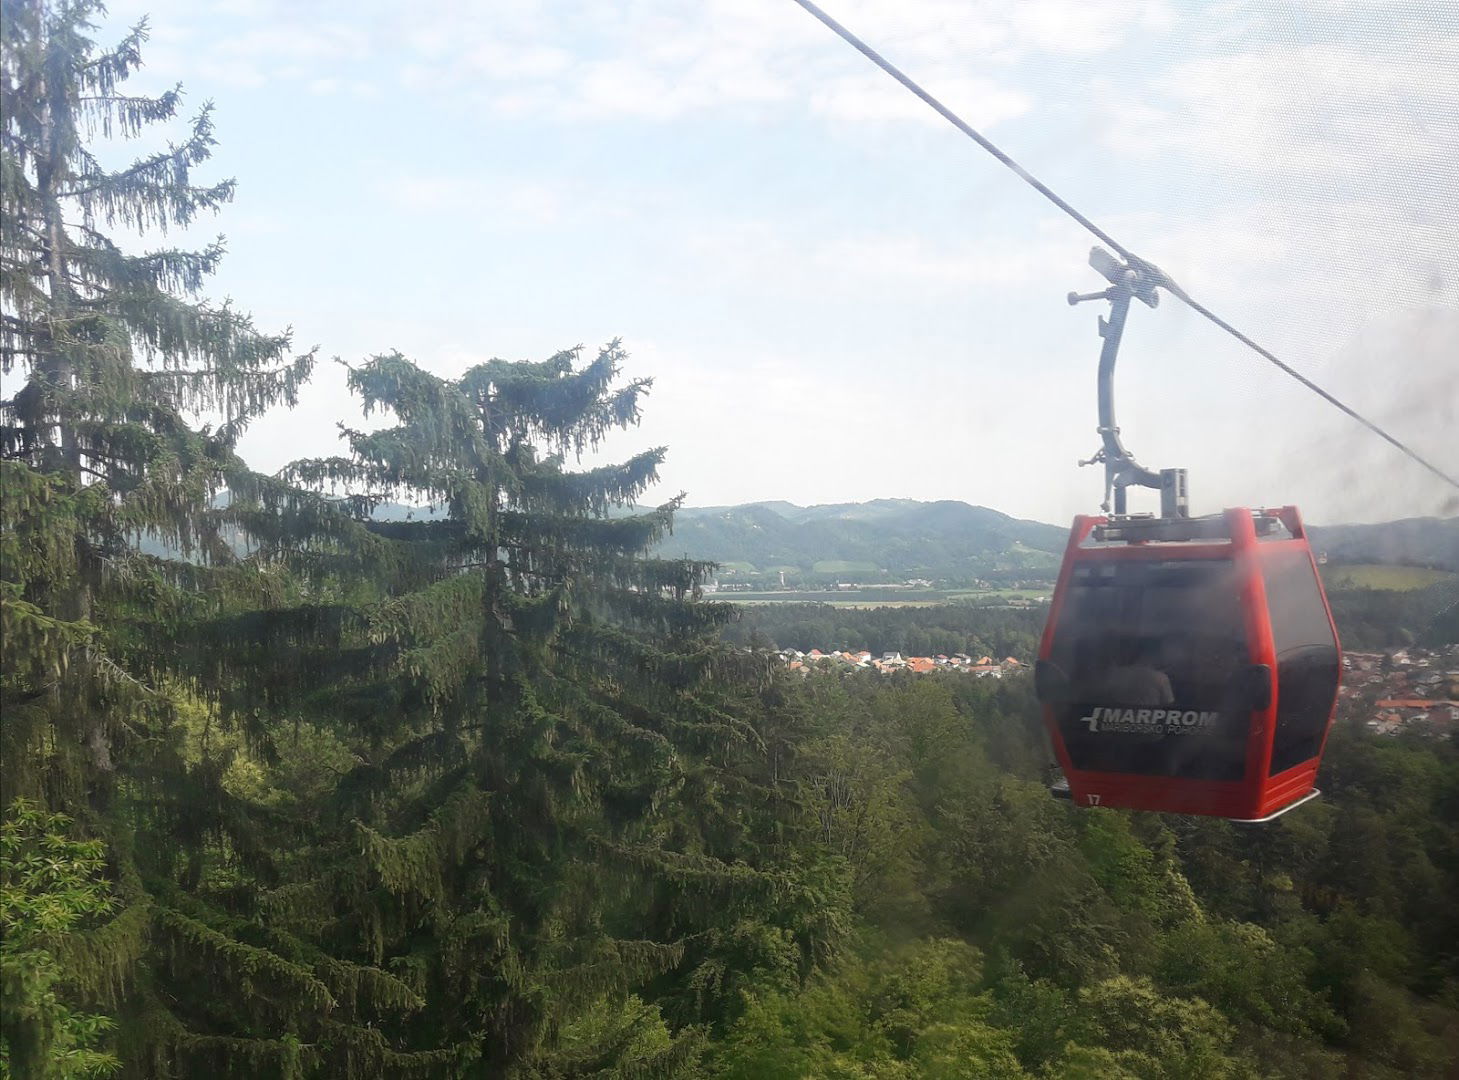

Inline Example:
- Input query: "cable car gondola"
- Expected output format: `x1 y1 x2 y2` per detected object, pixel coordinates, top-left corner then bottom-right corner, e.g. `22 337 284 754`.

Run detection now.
1034 249 1342 821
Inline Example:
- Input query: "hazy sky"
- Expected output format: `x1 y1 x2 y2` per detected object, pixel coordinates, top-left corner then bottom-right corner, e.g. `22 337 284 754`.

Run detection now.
93 0 1458 525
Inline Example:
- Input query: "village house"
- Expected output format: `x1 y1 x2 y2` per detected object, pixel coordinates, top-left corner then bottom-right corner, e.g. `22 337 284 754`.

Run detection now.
1360 646 1459 734
1344 651 1384 673
774 646 1032 680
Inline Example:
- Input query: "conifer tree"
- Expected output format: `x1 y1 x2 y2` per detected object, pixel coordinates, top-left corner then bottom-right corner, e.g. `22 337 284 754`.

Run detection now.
2 2 310 1070
207 350 799 1074
127 344 836 1075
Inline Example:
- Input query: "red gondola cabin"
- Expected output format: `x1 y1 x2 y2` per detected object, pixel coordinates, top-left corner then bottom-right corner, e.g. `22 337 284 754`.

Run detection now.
1035 506 1341 821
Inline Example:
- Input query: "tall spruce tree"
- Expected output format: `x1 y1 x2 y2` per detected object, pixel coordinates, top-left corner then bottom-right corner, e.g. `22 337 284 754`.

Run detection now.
166 345 820 1076
1 1 310 1071
40 338 842 1076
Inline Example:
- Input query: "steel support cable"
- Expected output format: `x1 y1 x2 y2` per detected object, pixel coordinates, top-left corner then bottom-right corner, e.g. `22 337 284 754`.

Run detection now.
788 0 1459 493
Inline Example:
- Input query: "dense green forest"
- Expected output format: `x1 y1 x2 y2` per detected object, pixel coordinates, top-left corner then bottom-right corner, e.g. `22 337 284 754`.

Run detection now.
1323 579 1459 651
3 5 1458 1078
720 604 1046 662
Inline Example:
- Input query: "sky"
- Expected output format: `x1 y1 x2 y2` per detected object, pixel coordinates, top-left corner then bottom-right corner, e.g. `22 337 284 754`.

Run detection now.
88 0 1458 525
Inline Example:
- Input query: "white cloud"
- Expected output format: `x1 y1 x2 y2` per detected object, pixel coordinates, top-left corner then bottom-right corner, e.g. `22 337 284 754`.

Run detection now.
1085 12 1459 391
809 72 1031 128
677 212 1091 302
213 23 370 65
1127 199 1457 346
376 175 594 228
457 39 573 81
99 0 1181 132
1010 0 1173 55
1265 305 1459 521
1107 36 1459 177
812 224 1082 289
171 0 1169 124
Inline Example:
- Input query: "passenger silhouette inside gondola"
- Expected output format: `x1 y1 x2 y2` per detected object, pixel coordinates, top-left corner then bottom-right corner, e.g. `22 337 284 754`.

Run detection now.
1099 635 1174 707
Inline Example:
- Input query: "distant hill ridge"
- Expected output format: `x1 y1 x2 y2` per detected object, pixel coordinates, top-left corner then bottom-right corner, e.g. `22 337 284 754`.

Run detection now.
1305 516 1459 571
646 500 1459 583
652 500 1066 584
228 497 1459 581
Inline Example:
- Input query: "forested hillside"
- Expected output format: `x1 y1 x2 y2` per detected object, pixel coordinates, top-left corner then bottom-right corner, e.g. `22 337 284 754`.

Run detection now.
646 500 1459 588
721 603 1047 661
1308 518 1459 572
702 673 1459 1079
1324 578 1459 650
3 6 1458 1079
651 500 1066 585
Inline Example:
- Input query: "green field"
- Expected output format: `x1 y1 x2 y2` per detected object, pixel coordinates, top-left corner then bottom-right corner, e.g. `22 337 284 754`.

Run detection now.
1321 564 1455 590
722 590 940 605
721 586 1051 608
951 588 1052 602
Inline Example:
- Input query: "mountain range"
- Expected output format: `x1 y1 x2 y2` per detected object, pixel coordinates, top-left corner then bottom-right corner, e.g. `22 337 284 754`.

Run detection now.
651 499 1063 583
1305 515 1459 570
192 496 1458 586
647 500 1459 584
